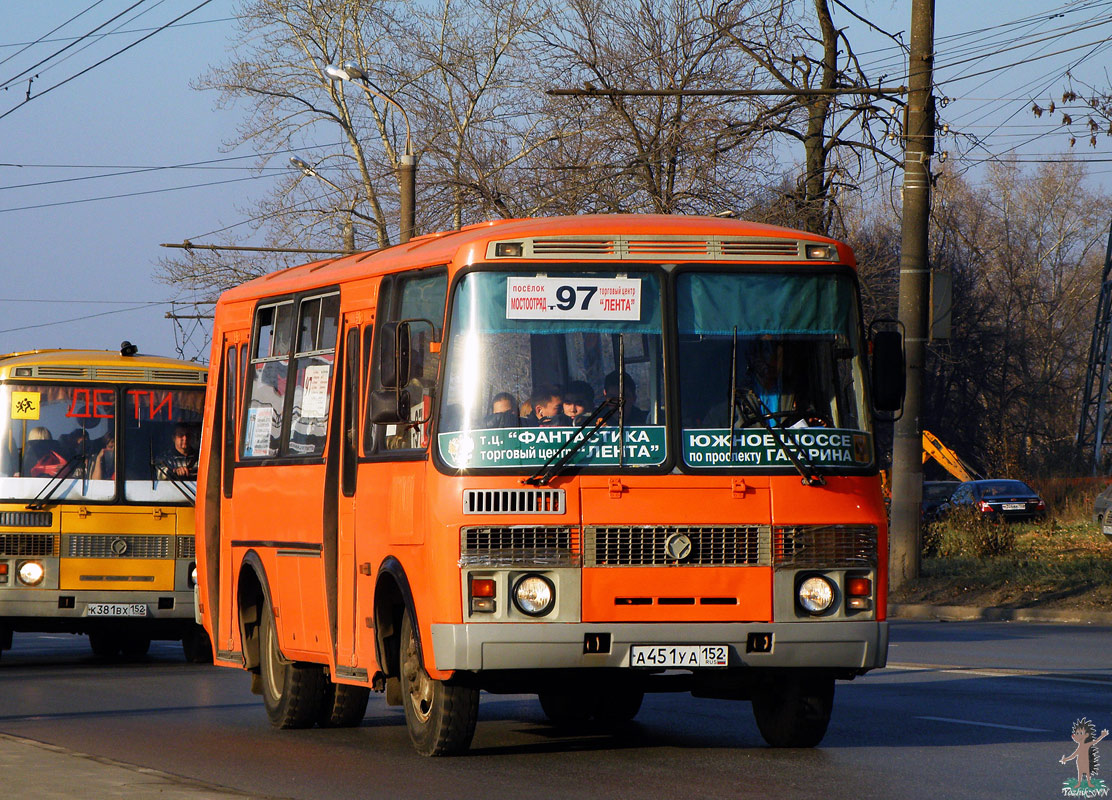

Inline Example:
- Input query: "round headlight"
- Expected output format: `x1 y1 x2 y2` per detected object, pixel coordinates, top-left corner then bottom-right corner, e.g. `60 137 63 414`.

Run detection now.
18 560 45 587
512 574 555 617
798 576 835 614
190 564 198 588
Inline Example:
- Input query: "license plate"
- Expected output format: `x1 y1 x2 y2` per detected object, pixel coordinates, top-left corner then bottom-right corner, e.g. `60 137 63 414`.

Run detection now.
1001 503 1025 511
629 644 728 668
86 603 148 617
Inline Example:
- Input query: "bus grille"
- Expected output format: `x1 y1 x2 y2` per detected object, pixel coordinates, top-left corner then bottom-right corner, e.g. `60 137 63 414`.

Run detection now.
0 533 58 557
0 511 52 527
463 488 565 514
460 526 579 567
176 536 196 559
772 525 877 568
584 526 771 567
67 535 172 559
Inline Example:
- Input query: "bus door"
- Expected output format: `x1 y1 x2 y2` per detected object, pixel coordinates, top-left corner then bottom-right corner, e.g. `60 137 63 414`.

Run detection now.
334 318 363 671
353 270 446 666
217 337 243 655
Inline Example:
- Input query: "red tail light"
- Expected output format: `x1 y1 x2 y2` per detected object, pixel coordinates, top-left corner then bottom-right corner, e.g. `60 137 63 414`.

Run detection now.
1036 499 1046 511
977 500 993 513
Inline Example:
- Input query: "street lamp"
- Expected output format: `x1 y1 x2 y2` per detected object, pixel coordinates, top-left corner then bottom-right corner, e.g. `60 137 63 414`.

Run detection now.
325 60 416 243
288 157 355 254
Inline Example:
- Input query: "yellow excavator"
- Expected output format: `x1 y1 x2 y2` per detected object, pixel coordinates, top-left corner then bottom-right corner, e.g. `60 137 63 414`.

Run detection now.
880 430 978 496
921 430 979 482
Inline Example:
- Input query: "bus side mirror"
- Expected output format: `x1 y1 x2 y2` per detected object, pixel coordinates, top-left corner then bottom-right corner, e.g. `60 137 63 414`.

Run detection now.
369 387 412 424
870 328 905 414
378 321 411 390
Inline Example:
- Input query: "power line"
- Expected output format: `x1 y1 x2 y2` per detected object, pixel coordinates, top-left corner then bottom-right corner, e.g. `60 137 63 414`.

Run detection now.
0 302 167 334
0 0 216 122
0 0 108 69
0 173 276 214
0 16 234 49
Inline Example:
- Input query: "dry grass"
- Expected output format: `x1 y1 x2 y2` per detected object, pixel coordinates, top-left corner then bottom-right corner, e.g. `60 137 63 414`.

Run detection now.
891 480 1112 611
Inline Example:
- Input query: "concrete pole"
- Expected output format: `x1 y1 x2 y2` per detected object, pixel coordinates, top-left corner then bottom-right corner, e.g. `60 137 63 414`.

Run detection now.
399 155 416 243
889 0 935 589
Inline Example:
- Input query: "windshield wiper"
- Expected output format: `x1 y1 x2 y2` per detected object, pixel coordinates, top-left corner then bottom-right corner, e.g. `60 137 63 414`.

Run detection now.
524 397 621 486
739 391 825 487
26 453 84 510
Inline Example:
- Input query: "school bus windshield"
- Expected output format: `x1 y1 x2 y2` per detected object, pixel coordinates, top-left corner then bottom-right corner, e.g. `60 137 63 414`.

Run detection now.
437 269 666 470
676 270 874 469
0 383 204 504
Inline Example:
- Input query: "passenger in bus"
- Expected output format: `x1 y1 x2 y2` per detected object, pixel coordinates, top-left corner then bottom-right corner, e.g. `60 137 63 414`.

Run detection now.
90 431 116 480
603 371 648 425
23 427 69 477
156 423 199 480
562 381 595 425
521 385 564 427
482 392 520 429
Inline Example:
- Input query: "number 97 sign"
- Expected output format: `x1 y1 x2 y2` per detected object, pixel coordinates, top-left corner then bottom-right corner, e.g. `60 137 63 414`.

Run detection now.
506 277 642 321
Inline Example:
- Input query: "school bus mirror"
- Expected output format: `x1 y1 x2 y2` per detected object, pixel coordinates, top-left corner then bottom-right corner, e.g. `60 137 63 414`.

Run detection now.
369 388 411 424
378 322 411 390
870 329 905 413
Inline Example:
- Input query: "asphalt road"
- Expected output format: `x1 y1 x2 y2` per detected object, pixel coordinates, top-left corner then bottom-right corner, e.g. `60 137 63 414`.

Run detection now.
1 621 1109 800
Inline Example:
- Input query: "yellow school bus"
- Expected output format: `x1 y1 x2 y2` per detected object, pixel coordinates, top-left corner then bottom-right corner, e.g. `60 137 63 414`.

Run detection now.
0 346 209 660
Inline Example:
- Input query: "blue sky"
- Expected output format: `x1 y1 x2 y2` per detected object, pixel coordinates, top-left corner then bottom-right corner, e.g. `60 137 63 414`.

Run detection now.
1 1 1110 363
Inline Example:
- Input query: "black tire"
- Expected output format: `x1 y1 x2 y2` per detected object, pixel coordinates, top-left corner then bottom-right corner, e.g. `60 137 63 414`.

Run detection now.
538 691 593 728
539 688 644 727
318 681 371 728
259 600 326 729
751 672 834 748
89 631 121 658
594 688 644 724
182 625 214 664
399 611 478 756
121 636 151 657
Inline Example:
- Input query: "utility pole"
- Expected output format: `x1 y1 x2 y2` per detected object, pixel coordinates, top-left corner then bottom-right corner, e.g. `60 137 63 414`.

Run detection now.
889 0 936 589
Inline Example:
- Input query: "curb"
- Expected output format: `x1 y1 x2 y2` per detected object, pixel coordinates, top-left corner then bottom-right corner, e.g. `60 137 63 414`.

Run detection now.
889 603 1112 626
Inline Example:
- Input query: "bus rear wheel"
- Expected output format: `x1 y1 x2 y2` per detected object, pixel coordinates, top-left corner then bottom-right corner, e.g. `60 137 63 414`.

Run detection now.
89 631 121 658
750 671 834 748
259 600 325 729
318 681 370 728
399 611 478 756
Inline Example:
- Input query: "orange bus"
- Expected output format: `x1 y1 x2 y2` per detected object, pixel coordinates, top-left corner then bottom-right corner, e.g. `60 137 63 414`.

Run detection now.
196 214 903 755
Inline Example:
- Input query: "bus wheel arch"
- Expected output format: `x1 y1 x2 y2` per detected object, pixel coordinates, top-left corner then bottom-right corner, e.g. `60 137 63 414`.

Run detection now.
236 552 270 673
373 557 414 683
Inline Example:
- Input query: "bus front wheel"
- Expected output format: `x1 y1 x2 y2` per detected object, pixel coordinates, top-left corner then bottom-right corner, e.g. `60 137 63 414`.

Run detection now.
750 671 834 748
259 600 325 729
399 611 478 756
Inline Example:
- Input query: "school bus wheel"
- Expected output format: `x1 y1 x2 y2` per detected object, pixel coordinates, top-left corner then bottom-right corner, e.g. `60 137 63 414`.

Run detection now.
399 611 478 756
259 597 326 729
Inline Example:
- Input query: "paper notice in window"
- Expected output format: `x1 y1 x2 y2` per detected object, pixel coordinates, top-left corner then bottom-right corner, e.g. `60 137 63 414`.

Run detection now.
246 407 274 457
301 364 331 419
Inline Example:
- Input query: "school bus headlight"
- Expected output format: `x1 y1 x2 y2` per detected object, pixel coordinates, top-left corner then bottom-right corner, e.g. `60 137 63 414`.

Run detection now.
798 576 834 614
512 574 554 617
189 563 198 588
17 560 45 587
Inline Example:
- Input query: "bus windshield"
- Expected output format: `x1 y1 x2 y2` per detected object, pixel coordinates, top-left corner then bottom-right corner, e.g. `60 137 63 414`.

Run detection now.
437 269 666 470
675 270 874 470
0 383 204 504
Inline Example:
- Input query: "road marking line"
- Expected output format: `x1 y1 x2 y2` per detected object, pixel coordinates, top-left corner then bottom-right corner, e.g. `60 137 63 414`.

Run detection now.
887 662 1112 686
916 715 1050 733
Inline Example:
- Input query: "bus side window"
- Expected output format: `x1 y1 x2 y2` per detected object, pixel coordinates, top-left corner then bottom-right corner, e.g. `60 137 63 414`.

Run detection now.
222 344 237 498
287 293 340 457
242 300 294 459
366 270 447 454
342 326 360 496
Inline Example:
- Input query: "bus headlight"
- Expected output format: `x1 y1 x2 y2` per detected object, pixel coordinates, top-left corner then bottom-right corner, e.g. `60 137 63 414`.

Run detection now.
17 560 45 587
512 574 555 617
798 575 834 614
189 563 198 588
